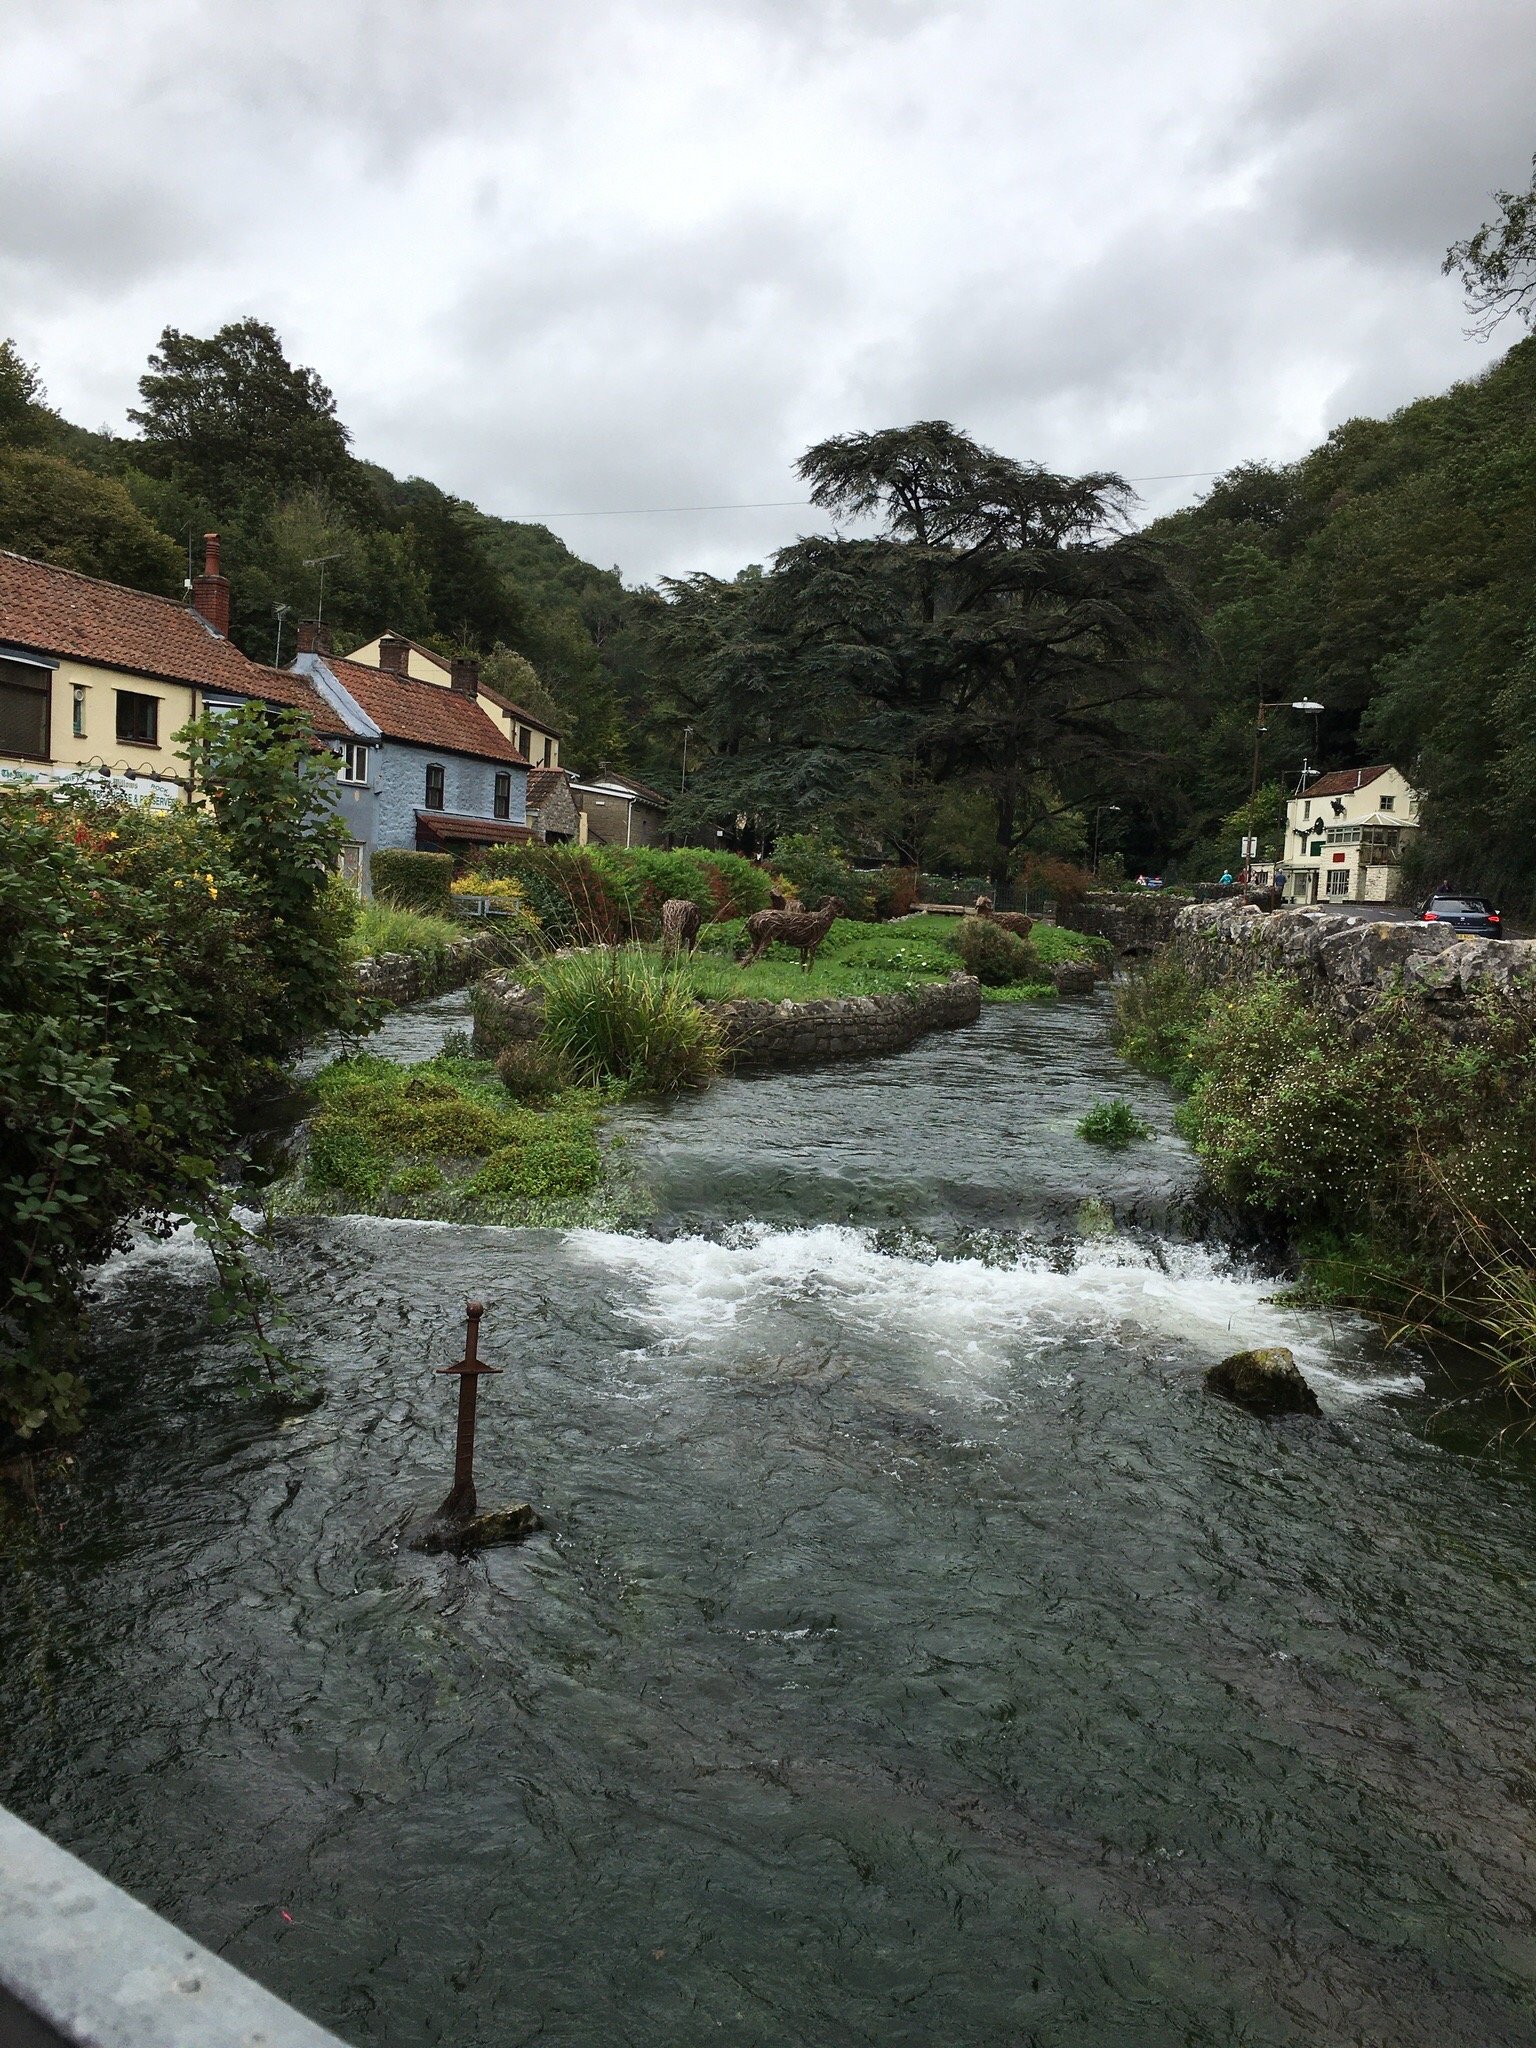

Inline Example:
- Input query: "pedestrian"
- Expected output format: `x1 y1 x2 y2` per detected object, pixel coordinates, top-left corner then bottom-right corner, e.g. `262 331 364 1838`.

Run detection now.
1219 869 1233 887
1135 872 1147 888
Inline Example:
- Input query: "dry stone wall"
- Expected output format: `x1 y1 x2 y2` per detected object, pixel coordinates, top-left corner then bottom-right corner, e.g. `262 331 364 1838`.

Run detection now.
1059 892 1187 955
473 969 983 1069
352 929 506 1007
1171 900 1536 1026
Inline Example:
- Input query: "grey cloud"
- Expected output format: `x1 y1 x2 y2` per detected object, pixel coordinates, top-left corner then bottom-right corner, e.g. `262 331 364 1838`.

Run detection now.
3 0 1532 583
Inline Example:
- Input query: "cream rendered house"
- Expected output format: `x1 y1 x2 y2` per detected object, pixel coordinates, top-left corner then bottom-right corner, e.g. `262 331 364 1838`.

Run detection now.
0 537 344 806
1280 765 1420 905
344 634 564 767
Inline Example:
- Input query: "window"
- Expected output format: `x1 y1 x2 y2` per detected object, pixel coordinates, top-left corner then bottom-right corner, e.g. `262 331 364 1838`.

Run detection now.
0 654 51 760
424 763 445 810
493 771 512 820
116 690 159 746
1326 868 1350 896
72 684 87 738
1325 825 1361 845
1380 793 1395 811
517 724 532 757
1302 799 1311 819
338 742 368 784
1309 841 1324 857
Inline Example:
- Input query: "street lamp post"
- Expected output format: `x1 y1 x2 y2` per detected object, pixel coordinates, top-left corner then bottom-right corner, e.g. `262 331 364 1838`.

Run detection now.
1248 699 1323 895
1092 804 1121 876
1251 700 1325 806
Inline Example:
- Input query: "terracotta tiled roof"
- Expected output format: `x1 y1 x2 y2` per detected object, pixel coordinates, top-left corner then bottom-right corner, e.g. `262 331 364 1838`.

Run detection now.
322 655 529 765
415 812 533 845
527 767 572 809
1302 766 1391 798
219 664 351 737
480 684 566 739
0 549 269 694
0 549 352 736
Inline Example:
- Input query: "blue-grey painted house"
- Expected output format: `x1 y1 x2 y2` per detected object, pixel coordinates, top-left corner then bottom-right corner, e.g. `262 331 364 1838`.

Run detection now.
290 635 531 890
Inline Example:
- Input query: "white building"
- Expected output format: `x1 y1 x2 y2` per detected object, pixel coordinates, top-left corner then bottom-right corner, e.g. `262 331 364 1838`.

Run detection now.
1273 765 1420 905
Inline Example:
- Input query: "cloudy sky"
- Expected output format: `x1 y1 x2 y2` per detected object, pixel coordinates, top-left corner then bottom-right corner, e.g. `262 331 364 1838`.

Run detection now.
4 0 1532 583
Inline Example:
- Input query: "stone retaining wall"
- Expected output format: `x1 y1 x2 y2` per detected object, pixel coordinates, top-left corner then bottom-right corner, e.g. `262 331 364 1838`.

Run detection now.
352 929 506 1006
473 969 984 1068
1171 899 1536 1024
713 972 982 1069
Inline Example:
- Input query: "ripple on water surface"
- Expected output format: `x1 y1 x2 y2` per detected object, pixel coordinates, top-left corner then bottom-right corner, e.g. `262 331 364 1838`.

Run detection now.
4 999 1536 2048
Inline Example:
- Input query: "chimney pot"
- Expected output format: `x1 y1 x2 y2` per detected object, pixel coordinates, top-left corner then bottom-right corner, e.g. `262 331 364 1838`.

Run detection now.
449 656 480 699
190 529 230 637
296 620 332 656
378 635 410 676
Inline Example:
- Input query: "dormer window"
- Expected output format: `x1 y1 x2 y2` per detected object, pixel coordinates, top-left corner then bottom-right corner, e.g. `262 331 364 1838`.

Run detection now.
424 763 445 810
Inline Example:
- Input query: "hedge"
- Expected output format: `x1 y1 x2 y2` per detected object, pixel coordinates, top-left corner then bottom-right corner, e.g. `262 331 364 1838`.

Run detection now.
372 849 453 914
466 843 771 941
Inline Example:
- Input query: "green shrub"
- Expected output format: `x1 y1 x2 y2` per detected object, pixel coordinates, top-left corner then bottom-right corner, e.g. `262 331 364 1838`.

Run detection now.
1112 951 1207 1084
538 946 722 1092
953 916 1039 986
306 1119 389 1199
496 1041 571 1103
463 1120 603 1202
1077 1100 1154 1147
371 849 454 914
388 1163 444 1197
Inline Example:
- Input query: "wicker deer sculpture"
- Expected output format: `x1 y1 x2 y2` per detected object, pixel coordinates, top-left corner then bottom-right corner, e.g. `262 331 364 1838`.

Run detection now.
660 898 702 957
741 895 844 972
973 895 1034 941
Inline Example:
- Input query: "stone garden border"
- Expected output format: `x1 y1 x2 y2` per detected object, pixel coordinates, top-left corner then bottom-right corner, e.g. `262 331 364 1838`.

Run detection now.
473 968 985 1070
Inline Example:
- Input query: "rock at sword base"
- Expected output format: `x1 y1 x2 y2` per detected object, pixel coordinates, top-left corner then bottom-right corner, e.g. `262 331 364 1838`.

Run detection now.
1205 1346 1322 1417
412 1503 543 1554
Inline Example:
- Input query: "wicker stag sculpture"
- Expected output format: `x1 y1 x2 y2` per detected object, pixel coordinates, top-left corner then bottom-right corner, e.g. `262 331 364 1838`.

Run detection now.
741 895 844 972
660 898 702 957
973 895 1034 941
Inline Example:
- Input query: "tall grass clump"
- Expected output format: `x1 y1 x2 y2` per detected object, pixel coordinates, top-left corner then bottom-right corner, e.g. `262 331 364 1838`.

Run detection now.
346 898 463 963
538 946 722 1093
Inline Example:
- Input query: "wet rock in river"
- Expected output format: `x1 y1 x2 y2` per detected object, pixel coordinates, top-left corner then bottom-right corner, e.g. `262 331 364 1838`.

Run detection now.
1206 1346 1321 1417
1051 961 1098 997
412 1503 543 1554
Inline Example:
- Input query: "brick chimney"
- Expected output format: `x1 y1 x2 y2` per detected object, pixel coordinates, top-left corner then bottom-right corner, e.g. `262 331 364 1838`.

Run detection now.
378 634 411 676
296 620 332 656
449 656 480 700
190 532 230 637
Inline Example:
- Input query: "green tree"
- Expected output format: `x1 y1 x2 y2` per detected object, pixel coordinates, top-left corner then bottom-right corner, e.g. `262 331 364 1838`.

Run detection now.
664 421 1196 887
1445 155 1536 337
0 450 182 592
0 339 50 447
129 318 353 510
179 701 371 1055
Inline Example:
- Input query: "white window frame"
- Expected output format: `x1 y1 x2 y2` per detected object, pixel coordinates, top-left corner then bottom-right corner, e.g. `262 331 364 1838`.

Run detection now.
338 741 369 785
1325 867 1350 896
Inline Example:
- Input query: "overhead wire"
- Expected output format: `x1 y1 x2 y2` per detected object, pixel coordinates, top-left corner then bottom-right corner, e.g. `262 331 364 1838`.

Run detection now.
507 470 1226 519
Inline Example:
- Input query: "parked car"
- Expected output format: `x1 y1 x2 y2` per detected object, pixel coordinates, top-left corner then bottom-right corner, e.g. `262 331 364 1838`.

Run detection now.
1419 893 1503 937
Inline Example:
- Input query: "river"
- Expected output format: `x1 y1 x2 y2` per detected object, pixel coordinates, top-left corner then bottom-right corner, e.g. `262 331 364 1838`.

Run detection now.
5 993 1536 2047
